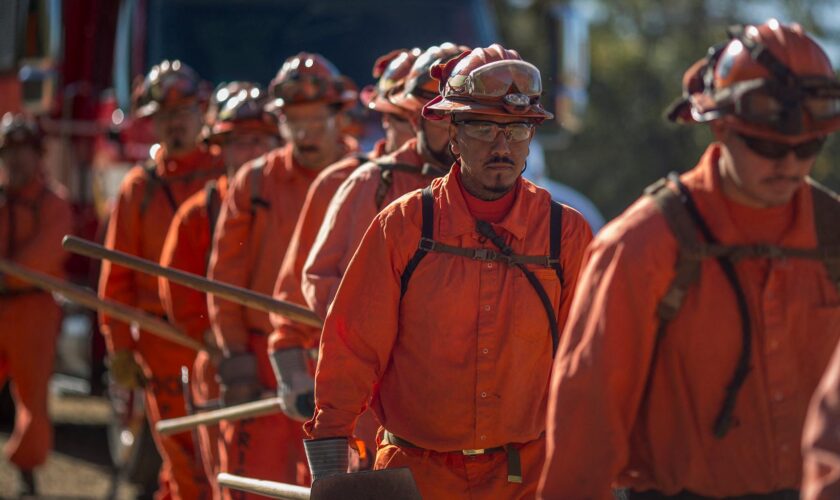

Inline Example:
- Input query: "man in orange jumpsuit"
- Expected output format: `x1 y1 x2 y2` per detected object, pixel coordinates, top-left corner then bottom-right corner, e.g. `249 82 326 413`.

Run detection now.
302 45 593 499
98 60 223 499
301 43 468 320
0 113 73 496
538 20 840 500
265 48 422 454
158 85 281 499
206 53 357 494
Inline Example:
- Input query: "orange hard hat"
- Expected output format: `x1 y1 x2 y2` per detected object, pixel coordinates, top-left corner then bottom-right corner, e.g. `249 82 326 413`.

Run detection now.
0 113 42 152
667 20 840 142
205 87 280 144
360 48 422 116
267 52 358 111
134 60 209 118
387 43 471 118
422 44 553 123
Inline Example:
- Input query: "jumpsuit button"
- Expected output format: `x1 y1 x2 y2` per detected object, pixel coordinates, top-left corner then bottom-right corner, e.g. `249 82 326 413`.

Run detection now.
487 262 493 269
480 435 487 441
481 392 487 398
482 348 489 355
483 305 491 312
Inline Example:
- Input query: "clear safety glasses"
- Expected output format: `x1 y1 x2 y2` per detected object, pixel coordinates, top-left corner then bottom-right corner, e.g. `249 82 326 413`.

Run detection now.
454 120 534 142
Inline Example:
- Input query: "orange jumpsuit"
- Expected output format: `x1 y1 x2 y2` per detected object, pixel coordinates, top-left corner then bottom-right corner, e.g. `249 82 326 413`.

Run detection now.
302 138 442 319
268 140 385 461
305 166 593 499
159 175 229 499
99 146 222 500
539 145 840 499
801 338 840 500
207 139 354 495
0 176 72 471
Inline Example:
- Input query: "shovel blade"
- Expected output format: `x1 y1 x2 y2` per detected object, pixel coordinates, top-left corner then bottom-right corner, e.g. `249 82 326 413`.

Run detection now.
310 468 421 500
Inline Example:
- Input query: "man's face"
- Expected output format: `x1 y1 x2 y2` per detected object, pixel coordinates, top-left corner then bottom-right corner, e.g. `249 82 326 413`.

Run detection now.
715 124 821 207
152 103 204 155
449 112 535 200
280 102 343 170
381 112 414 153
220 131 280 175
0 144 41 190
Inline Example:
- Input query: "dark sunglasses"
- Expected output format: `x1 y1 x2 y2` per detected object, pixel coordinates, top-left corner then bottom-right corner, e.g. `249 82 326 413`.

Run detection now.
737 133 826 160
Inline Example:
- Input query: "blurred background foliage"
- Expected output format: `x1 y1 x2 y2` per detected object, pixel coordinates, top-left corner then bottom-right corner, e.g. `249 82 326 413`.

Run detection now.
492 0 840 220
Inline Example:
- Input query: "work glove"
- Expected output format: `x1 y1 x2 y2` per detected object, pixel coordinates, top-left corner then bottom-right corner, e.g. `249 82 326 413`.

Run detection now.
304 437 349 482
107 349 144 389
217 352 261 406
269 347 315 422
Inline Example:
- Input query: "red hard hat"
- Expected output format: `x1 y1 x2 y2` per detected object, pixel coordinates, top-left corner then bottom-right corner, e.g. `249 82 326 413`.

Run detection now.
205 87 280 144
422 44 553 123
206 81 261 127
388 43 471 117
0 113 42 152
267 53 358 111
134 60 209 118
360 48 422 116
667 19 840 142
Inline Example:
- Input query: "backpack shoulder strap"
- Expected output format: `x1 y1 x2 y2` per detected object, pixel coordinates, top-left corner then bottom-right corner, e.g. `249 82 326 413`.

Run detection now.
140 159 178 215
249 156 270 212
644 173 704 323
809 178 840 293
374 160 425 210
549 200 564 286
399 186 435 298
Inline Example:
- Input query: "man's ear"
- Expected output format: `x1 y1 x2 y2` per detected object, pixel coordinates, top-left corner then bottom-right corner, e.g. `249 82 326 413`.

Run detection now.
448 123 460 156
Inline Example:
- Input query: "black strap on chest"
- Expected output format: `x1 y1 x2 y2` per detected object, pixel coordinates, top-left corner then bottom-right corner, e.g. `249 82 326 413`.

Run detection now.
2 187 47 259
645 172 840 438
249 156 270 212
399 187 565 354
140 160 178 215
204 179 222 269
374 160 447 210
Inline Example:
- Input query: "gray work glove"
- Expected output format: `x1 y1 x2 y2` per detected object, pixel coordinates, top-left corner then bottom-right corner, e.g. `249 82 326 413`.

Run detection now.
269 347 315 422
304 437 349 482
107 349 145 389
217 352 261 406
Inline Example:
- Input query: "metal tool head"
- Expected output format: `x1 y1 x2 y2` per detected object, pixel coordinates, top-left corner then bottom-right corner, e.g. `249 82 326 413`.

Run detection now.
311 468 421 500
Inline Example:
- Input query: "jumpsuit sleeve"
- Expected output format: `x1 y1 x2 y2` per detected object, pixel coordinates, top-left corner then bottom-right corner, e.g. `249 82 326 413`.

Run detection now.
538 201 675 500
302 168 379 319
98 170 144 353
6 189 73 285
802 339 840 500
304 196 421 439
159 200 210 343
207 163 256 355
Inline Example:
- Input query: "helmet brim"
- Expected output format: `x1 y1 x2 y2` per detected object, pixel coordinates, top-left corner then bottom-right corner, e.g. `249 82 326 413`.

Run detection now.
422 95 553 122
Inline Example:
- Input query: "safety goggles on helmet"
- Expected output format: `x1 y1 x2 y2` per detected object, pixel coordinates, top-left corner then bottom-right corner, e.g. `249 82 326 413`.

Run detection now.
149 72 200 103
448 60 542 100
737 133 826 159
271 75 346 105
454 120 534 143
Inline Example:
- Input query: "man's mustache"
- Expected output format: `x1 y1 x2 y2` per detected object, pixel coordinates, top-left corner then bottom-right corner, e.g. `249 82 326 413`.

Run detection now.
484 156 515 167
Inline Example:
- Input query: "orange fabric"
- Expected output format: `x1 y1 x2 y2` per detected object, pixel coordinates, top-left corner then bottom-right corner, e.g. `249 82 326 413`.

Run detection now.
218 335 308 499
268 139 386 352
0 178 71 470
375 432 546 499
455 164 518 223
304 170 592 493
99 146 223 352
802 338 840 500
302 138 438 319
539 144 840 499
98 145 222 498
208 139 355 354
191 350 221 500
159 175 228 342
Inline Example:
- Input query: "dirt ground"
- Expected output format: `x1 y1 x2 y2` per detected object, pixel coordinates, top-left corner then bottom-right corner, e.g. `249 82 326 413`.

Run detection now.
0 391 140 499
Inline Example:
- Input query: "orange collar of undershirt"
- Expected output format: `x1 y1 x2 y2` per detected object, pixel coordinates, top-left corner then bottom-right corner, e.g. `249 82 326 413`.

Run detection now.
454 163 518 223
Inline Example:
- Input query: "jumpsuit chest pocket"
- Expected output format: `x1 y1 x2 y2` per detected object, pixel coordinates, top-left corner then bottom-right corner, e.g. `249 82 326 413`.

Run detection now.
512 268 562 343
